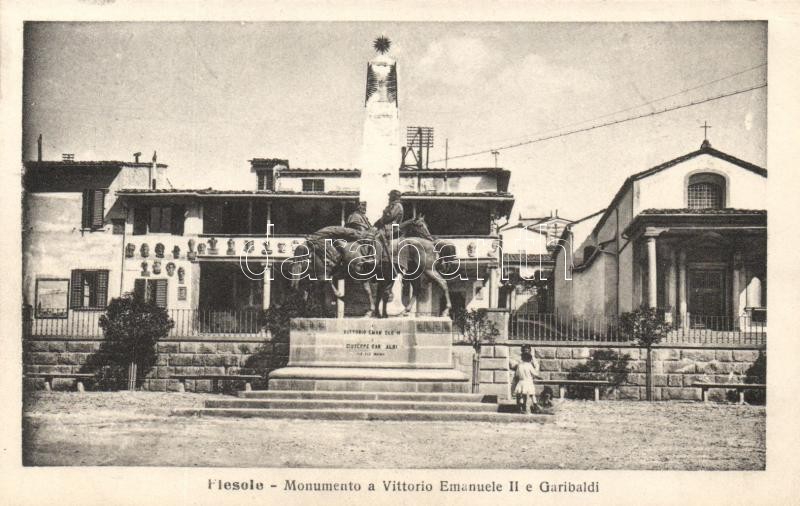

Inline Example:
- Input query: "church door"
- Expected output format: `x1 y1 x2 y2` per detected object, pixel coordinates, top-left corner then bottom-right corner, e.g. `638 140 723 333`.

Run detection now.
688 269 726 329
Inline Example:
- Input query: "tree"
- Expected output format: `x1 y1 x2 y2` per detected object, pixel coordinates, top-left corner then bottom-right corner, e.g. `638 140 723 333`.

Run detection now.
453 309 500 393
619 306 670 401
566 349 632 399
97 295 173 390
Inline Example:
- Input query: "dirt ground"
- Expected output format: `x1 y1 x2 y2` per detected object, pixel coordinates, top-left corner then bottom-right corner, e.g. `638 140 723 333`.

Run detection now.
22 391 765 469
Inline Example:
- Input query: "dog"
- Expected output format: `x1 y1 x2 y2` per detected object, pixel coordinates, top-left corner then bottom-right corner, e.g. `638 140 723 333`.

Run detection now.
538 386 554 408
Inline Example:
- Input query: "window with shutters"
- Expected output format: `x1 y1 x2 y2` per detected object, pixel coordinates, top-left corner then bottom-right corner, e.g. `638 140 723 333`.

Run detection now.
81 189 106 230
70 270 109 310
257 170 275 191
134 278 168 308
133 205 185 235
302 179 324 192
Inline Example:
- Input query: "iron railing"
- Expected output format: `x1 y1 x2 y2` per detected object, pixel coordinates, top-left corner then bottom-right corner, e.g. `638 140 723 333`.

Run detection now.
509 313 624 342
23 307 266 338
508 312 766 345
23 307 767 345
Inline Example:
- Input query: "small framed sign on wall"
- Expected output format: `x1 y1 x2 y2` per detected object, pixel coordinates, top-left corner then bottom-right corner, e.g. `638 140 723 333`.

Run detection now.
177 286 187 301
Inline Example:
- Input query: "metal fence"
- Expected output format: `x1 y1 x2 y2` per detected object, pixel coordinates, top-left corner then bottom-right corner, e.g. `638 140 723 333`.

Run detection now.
23 307 767 345
508 312 766 345
23 308 266 339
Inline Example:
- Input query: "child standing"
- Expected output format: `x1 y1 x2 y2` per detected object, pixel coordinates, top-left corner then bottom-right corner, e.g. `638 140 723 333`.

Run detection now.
512 348 540 414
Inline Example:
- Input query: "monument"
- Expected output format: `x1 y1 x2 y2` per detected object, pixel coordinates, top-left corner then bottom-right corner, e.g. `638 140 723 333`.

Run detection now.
268 37 469 394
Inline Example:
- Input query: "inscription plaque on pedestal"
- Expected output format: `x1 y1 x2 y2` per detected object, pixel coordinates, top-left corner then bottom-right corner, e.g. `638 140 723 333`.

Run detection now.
269 317 470 393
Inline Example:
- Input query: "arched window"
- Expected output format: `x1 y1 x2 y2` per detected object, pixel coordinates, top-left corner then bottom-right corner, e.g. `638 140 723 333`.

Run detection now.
687 173 726 209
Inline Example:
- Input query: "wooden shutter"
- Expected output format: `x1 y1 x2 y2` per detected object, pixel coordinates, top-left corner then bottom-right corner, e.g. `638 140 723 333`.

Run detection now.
70 270 83 308
133 208 148 235
154 279 168 308
171 205 184 235
91 190 105 229
95 270 109 308
81 190 92 229
134 279 146 302
257 172 265 191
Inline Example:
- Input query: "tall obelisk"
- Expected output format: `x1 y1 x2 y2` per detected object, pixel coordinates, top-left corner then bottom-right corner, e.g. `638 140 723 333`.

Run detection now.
360 36 400 223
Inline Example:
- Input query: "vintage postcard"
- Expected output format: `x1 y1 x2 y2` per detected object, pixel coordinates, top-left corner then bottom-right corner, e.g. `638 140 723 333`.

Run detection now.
2 1 799 505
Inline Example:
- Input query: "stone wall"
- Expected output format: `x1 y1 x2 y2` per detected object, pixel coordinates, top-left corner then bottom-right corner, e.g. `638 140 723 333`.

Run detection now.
24 335 764 401
457 341 765 401
23 335 285 392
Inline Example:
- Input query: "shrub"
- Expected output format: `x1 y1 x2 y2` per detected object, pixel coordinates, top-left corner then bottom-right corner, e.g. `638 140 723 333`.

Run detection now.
453 308 500 353
566 349 632 399
96 295 173 389
262 291 326 342
619 306 670 347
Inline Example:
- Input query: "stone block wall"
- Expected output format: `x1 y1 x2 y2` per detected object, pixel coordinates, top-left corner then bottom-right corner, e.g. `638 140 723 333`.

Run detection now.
506 342 764 401
23 336 285 392
454 341 764 401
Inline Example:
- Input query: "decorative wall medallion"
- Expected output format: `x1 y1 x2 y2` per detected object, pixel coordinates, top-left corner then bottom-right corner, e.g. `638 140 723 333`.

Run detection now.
172 245 181 259
177 267 185 284
155 243 165 258
262 241 273 255
488 239 500 258
467 242 476 257
141 261 150 276
226 238 236 255
208 237 218 255
125 243 136 258
187 239 196 260
197 243 206 255
277 242 286 254
152 260 162 275
140 243 150 258
166 262 176 277
244 240 254 254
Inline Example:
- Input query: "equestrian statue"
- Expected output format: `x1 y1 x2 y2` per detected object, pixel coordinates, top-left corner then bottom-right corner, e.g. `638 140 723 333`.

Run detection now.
289 190 457 317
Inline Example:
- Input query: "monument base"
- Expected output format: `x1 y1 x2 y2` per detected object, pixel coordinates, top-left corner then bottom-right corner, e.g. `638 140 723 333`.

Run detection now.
269 366 470 393
267 317 470 394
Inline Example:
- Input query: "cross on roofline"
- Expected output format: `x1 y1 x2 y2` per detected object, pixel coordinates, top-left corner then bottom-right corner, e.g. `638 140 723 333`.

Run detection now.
700 121 712 140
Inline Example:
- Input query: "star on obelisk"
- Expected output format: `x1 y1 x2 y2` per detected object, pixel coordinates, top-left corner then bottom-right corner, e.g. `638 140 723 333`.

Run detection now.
373 35 391 54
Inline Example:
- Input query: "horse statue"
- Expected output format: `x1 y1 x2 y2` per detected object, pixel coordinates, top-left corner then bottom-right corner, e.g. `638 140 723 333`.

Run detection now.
288 216 457 317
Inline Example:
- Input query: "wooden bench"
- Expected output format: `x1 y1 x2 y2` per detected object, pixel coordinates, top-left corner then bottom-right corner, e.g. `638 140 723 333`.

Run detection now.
537 379 613 401
171 374 262 393
25 373 96 392
693 382 766 404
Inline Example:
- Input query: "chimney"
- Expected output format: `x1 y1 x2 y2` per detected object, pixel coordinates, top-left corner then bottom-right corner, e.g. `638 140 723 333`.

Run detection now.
133 152 141 163
37 134 42 161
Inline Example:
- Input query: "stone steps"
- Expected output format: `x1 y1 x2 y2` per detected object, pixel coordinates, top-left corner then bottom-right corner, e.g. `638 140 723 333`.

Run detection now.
237 390 494 403
172 407 550 423
205 398 499 412
172 390 554 423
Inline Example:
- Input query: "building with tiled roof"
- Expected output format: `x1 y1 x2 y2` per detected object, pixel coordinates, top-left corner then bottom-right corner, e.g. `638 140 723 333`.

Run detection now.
21 39 516 339
553 140 767 333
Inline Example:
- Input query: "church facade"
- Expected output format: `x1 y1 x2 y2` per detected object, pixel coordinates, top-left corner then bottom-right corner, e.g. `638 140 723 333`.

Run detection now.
553 141 767 333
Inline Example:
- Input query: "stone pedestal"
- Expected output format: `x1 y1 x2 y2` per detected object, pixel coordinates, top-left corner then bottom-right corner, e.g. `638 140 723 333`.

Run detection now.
268 317 470 393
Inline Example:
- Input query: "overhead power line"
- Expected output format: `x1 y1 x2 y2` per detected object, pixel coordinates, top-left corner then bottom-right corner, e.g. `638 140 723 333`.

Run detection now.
431 81 767 164
452 62 767 149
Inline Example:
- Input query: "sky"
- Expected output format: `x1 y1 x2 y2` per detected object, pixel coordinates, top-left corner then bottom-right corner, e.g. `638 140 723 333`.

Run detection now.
23 21 767 221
